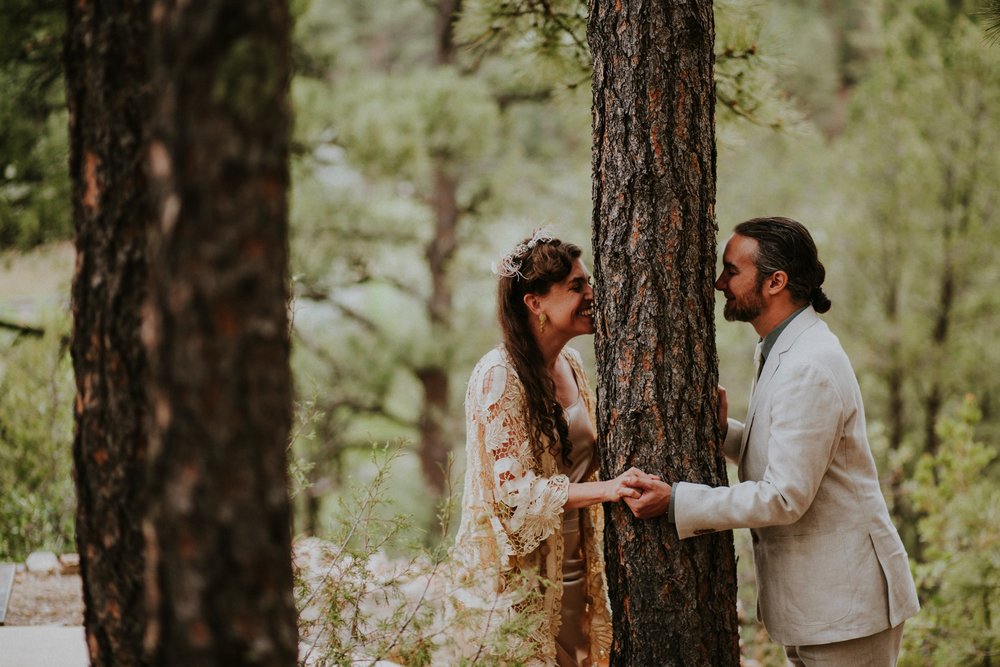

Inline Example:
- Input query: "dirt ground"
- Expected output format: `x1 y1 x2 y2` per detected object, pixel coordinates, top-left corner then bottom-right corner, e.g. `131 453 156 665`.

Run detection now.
3 570 84 626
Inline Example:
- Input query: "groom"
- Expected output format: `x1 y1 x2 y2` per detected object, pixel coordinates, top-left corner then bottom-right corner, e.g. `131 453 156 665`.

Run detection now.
625 217 919 665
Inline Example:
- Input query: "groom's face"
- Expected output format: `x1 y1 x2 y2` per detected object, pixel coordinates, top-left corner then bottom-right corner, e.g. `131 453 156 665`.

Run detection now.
716 234 767 323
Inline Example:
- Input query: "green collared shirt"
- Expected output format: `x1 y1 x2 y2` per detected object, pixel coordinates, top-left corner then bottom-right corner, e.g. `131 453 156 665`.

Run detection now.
757 305 808 378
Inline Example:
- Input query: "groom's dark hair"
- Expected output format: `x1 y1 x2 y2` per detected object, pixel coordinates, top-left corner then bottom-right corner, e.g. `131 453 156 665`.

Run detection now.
734 216 832 313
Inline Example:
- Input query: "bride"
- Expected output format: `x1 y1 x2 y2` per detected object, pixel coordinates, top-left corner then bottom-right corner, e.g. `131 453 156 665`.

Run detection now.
450 231 647 666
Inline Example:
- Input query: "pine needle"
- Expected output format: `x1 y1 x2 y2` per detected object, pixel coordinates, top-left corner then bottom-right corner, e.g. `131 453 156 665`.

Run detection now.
983 0 1000 46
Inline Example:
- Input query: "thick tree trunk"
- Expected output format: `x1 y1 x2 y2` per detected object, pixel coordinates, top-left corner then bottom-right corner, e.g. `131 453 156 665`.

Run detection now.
65 1 153 663
589 1 741 664
140 1 298 664
68 0 298 663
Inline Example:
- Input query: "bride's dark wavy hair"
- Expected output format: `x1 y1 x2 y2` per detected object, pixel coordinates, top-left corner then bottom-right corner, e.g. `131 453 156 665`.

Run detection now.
497 238 580 466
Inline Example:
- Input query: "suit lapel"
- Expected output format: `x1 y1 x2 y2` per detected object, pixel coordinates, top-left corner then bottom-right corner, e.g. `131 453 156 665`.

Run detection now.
737 307 821 472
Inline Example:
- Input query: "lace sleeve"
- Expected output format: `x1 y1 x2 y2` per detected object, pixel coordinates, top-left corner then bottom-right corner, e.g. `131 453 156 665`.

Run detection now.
471 362 569 560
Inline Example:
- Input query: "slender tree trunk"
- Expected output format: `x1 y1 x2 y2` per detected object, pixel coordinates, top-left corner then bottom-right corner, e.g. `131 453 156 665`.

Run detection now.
65 1 152 663
880 279 923 558
416 366 451 496
416 0 463 500
589 1 740 664
140 1 298 663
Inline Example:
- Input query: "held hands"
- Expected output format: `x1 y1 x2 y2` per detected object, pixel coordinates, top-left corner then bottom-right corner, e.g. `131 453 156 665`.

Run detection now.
615 384 727 518
608 386 727 520
605 467 650 502
621 469 672 519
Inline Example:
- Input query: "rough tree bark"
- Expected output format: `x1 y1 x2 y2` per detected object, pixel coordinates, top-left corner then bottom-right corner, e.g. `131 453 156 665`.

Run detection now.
66 1 152 663
66 0 298 664
589 1 741 664
140 1 298 664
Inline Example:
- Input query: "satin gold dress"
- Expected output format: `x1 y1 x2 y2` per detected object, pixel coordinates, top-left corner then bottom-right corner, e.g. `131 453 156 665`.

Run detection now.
555 393 597 667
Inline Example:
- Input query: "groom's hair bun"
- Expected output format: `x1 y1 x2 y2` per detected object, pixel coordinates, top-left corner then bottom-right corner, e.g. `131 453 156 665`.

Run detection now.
734 216 832 313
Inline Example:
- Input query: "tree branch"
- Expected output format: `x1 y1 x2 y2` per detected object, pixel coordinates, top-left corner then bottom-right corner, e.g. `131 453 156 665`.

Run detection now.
0 318 45 338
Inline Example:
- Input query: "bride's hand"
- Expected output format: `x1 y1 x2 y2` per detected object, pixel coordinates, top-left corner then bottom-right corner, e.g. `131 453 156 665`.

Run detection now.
606 467 660 502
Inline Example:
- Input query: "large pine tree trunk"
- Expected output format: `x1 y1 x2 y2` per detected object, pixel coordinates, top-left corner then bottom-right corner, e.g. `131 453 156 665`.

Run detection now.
588 1 741 664
66 1 152 663
140 1 297 663
67 0 298 664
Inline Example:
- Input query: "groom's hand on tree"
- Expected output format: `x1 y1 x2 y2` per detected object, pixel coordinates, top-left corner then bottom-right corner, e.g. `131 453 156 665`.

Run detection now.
718 384 729 438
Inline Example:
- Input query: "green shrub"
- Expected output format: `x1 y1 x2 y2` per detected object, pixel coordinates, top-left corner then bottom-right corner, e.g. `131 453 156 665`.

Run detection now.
0 317 75 561
294 442 542 666
901 395 1000 666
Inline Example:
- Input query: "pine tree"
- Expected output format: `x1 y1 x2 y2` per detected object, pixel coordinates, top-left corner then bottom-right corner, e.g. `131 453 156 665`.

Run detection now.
67 1 298 663
589 0 741 663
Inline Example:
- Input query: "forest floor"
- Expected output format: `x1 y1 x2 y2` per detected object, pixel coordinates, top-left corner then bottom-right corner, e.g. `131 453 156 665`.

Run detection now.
3 570 84 626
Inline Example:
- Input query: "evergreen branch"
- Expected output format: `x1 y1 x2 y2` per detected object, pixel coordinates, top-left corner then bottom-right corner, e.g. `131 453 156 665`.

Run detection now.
327 398 417 430
494 88 553 110
459 0 590 75
294 282 383 334
291 331 417 429
359 274 425 302
716 89 783 129
0 318 45 338
328 300 381 335
983 0 1000 46
531 0 589 57
718 44 759 61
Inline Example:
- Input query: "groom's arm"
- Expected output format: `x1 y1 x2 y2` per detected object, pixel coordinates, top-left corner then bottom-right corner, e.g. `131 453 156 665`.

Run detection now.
673 361 846 538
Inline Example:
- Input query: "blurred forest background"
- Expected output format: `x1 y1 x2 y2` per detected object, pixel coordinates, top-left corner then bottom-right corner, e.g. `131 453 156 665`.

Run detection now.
2 0 999 663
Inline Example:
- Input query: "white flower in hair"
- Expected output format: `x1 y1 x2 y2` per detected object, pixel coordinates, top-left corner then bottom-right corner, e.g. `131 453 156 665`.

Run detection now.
491 227 556 279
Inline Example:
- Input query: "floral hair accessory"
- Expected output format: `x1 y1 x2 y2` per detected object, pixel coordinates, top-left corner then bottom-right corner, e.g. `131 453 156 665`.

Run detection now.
491 227 556 280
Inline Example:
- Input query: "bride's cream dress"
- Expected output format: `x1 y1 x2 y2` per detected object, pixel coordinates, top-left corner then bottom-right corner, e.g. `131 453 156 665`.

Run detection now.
450 345 612 666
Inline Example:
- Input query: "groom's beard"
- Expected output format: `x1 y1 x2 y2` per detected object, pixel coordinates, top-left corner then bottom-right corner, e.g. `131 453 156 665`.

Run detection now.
723 282 766 322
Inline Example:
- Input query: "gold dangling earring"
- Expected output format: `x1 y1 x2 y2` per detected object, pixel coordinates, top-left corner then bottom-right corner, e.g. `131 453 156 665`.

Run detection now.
538 313 547 333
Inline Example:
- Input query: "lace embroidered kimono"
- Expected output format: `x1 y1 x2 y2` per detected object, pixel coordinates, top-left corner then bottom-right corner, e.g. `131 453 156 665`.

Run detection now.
451 345 612 665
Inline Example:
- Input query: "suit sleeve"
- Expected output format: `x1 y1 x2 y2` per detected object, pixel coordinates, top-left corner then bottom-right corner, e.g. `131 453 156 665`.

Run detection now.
673 361 845 539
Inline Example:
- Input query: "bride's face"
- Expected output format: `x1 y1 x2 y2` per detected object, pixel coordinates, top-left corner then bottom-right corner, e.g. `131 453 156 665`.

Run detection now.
532 259 595 340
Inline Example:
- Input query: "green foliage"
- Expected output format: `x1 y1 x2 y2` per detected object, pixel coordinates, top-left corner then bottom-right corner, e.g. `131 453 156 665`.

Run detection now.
985 0 1000 45
459 0 802 129
0 0 71 249
0 315 75 561
287 0 595 534
295 442 543 666
456 0 590 81
900 396 1000 666
714 0 807 131
333 69 501 184
832 0 1000 463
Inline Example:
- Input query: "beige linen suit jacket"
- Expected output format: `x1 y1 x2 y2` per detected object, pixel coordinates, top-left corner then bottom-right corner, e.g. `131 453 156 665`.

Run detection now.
673 307 919 646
